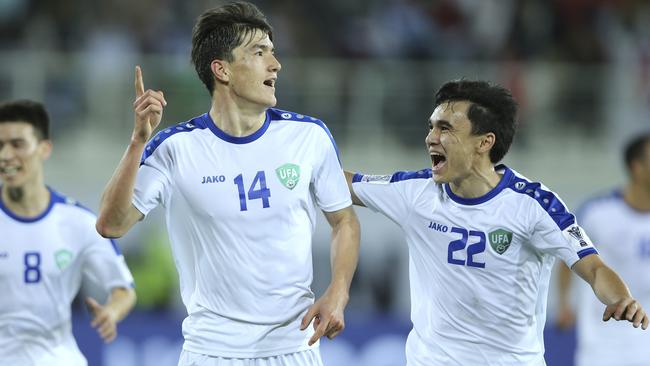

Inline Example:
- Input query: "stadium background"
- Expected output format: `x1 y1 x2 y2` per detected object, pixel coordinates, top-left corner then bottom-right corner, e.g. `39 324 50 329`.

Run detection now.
2 0 649 365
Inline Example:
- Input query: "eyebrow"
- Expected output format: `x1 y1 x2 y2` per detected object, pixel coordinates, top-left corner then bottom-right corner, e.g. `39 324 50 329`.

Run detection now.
250 44 274 52
430 119 453 129
0 137 27 144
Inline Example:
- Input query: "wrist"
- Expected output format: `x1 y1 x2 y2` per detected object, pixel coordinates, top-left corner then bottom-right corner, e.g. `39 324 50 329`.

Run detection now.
129 136 148 149
326 283 350 302
130 129 151 145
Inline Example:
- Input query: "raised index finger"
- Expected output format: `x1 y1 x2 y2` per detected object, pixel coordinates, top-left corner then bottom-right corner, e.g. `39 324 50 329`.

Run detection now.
135 65 145 97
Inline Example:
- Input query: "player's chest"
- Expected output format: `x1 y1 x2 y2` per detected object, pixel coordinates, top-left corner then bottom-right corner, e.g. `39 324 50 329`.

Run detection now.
410 206 529 270
0 225 79 283
173 146 316 217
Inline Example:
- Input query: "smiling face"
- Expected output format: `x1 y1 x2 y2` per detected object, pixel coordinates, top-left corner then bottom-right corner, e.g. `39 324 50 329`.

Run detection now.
426 101 491 184
0 122 51 188
220 29 281 109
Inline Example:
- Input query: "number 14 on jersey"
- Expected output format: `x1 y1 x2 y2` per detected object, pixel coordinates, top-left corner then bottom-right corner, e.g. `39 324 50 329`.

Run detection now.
233 171 271 211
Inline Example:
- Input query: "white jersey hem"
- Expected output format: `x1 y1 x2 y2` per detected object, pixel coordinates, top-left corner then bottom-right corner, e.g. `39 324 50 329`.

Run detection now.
182 341 318 359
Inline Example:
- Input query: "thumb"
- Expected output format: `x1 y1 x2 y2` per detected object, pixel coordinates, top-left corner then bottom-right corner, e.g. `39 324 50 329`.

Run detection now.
301 304 319 330
603 305 616 322
85 297 101 314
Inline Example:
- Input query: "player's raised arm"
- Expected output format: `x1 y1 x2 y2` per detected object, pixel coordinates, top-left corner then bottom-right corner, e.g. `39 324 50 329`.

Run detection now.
301 205 360 345
344 171 365 207
96 66 166 238
572 254 649 330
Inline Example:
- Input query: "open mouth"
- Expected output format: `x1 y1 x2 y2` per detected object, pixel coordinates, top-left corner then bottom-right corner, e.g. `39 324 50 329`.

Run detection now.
430 153 447 171
263 79 276 88
0 166 20 179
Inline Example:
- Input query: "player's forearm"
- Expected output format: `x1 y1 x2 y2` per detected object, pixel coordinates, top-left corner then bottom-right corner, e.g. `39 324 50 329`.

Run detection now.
106 287 137 323
590 265 632 306
96 140 145 237
328 209 360 295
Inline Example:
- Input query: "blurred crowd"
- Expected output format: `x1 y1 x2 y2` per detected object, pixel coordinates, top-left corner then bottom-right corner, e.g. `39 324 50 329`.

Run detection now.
1 0 649 63
3 0 650 315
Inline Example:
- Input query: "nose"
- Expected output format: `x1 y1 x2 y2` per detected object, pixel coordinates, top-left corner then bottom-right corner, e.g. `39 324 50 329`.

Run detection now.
270 54 281 73
426 128 440 146
0 143 12 160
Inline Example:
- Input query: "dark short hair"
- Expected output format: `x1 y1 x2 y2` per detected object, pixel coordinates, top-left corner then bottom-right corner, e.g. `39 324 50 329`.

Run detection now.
0 99 49 140
434 80 518 163
191 1 273 95
624 133 650 173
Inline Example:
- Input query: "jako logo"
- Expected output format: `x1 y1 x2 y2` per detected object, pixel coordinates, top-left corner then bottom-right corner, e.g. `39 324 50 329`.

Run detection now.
427 221 449 232
202 175 226 184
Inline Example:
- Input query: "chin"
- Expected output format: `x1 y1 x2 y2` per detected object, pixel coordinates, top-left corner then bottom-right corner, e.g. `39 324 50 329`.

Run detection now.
431 173 448 184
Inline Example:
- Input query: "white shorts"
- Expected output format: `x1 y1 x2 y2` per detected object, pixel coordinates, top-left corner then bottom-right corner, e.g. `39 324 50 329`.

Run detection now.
178 348 323 366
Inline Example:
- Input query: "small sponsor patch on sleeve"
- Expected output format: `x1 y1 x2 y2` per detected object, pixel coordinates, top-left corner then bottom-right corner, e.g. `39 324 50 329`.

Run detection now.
562 224 595 252
360 174 392 184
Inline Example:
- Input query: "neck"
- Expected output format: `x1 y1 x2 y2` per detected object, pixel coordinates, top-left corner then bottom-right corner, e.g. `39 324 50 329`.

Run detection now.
210 92 267 137
1 179 50 218
448 163 502 199
623 181 650 212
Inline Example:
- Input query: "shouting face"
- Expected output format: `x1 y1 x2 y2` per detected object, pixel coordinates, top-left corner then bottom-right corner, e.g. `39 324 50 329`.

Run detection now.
426 101 489 184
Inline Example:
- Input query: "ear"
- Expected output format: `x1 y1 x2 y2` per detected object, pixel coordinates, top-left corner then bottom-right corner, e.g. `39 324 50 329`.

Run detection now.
211 59 229 84
629 159 643 179
477 132 496 155
38 140 53 161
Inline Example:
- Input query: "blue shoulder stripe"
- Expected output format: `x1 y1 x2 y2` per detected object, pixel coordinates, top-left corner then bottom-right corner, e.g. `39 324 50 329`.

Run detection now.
50 189 93 215
506 169 575 230
390 169 433 182
109 239 122 255
267 108 341 163
352 169 432 183
50 189 123 255
140 115 207 165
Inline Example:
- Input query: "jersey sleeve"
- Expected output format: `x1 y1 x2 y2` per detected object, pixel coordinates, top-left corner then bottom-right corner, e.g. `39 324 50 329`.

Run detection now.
528 192 598 267
132 132 175 216
351 171 424 226
81 233 134 292
310 124 352 212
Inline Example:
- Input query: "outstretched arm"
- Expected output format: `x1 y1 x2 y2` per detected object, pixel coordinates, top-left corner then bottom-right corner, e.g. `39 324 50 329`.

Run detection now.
86 287 137 343
343 171 365 207
96 66 166 238
572 254 648 329
301 205 360 345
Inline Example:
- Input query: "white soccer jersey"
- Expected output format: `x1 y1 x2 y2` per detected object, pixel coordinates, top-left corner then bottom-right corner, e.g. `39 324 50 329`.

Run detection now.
352 165 598 366
133 108 352 358
0 187 134 366
573 190 650 366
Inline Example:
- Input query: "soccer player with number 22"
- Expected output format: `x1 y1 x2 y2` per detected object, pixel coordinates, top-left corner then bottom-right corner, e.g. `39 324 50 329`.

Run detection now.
346 80 648 366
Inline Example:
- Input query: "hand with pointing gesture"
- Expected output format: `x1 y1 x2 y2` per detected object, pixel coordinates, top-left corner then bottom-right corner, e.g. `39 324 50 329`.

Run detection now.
132 66 167 144
300 285 349 346
86 297 119 343
602 297 649 330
